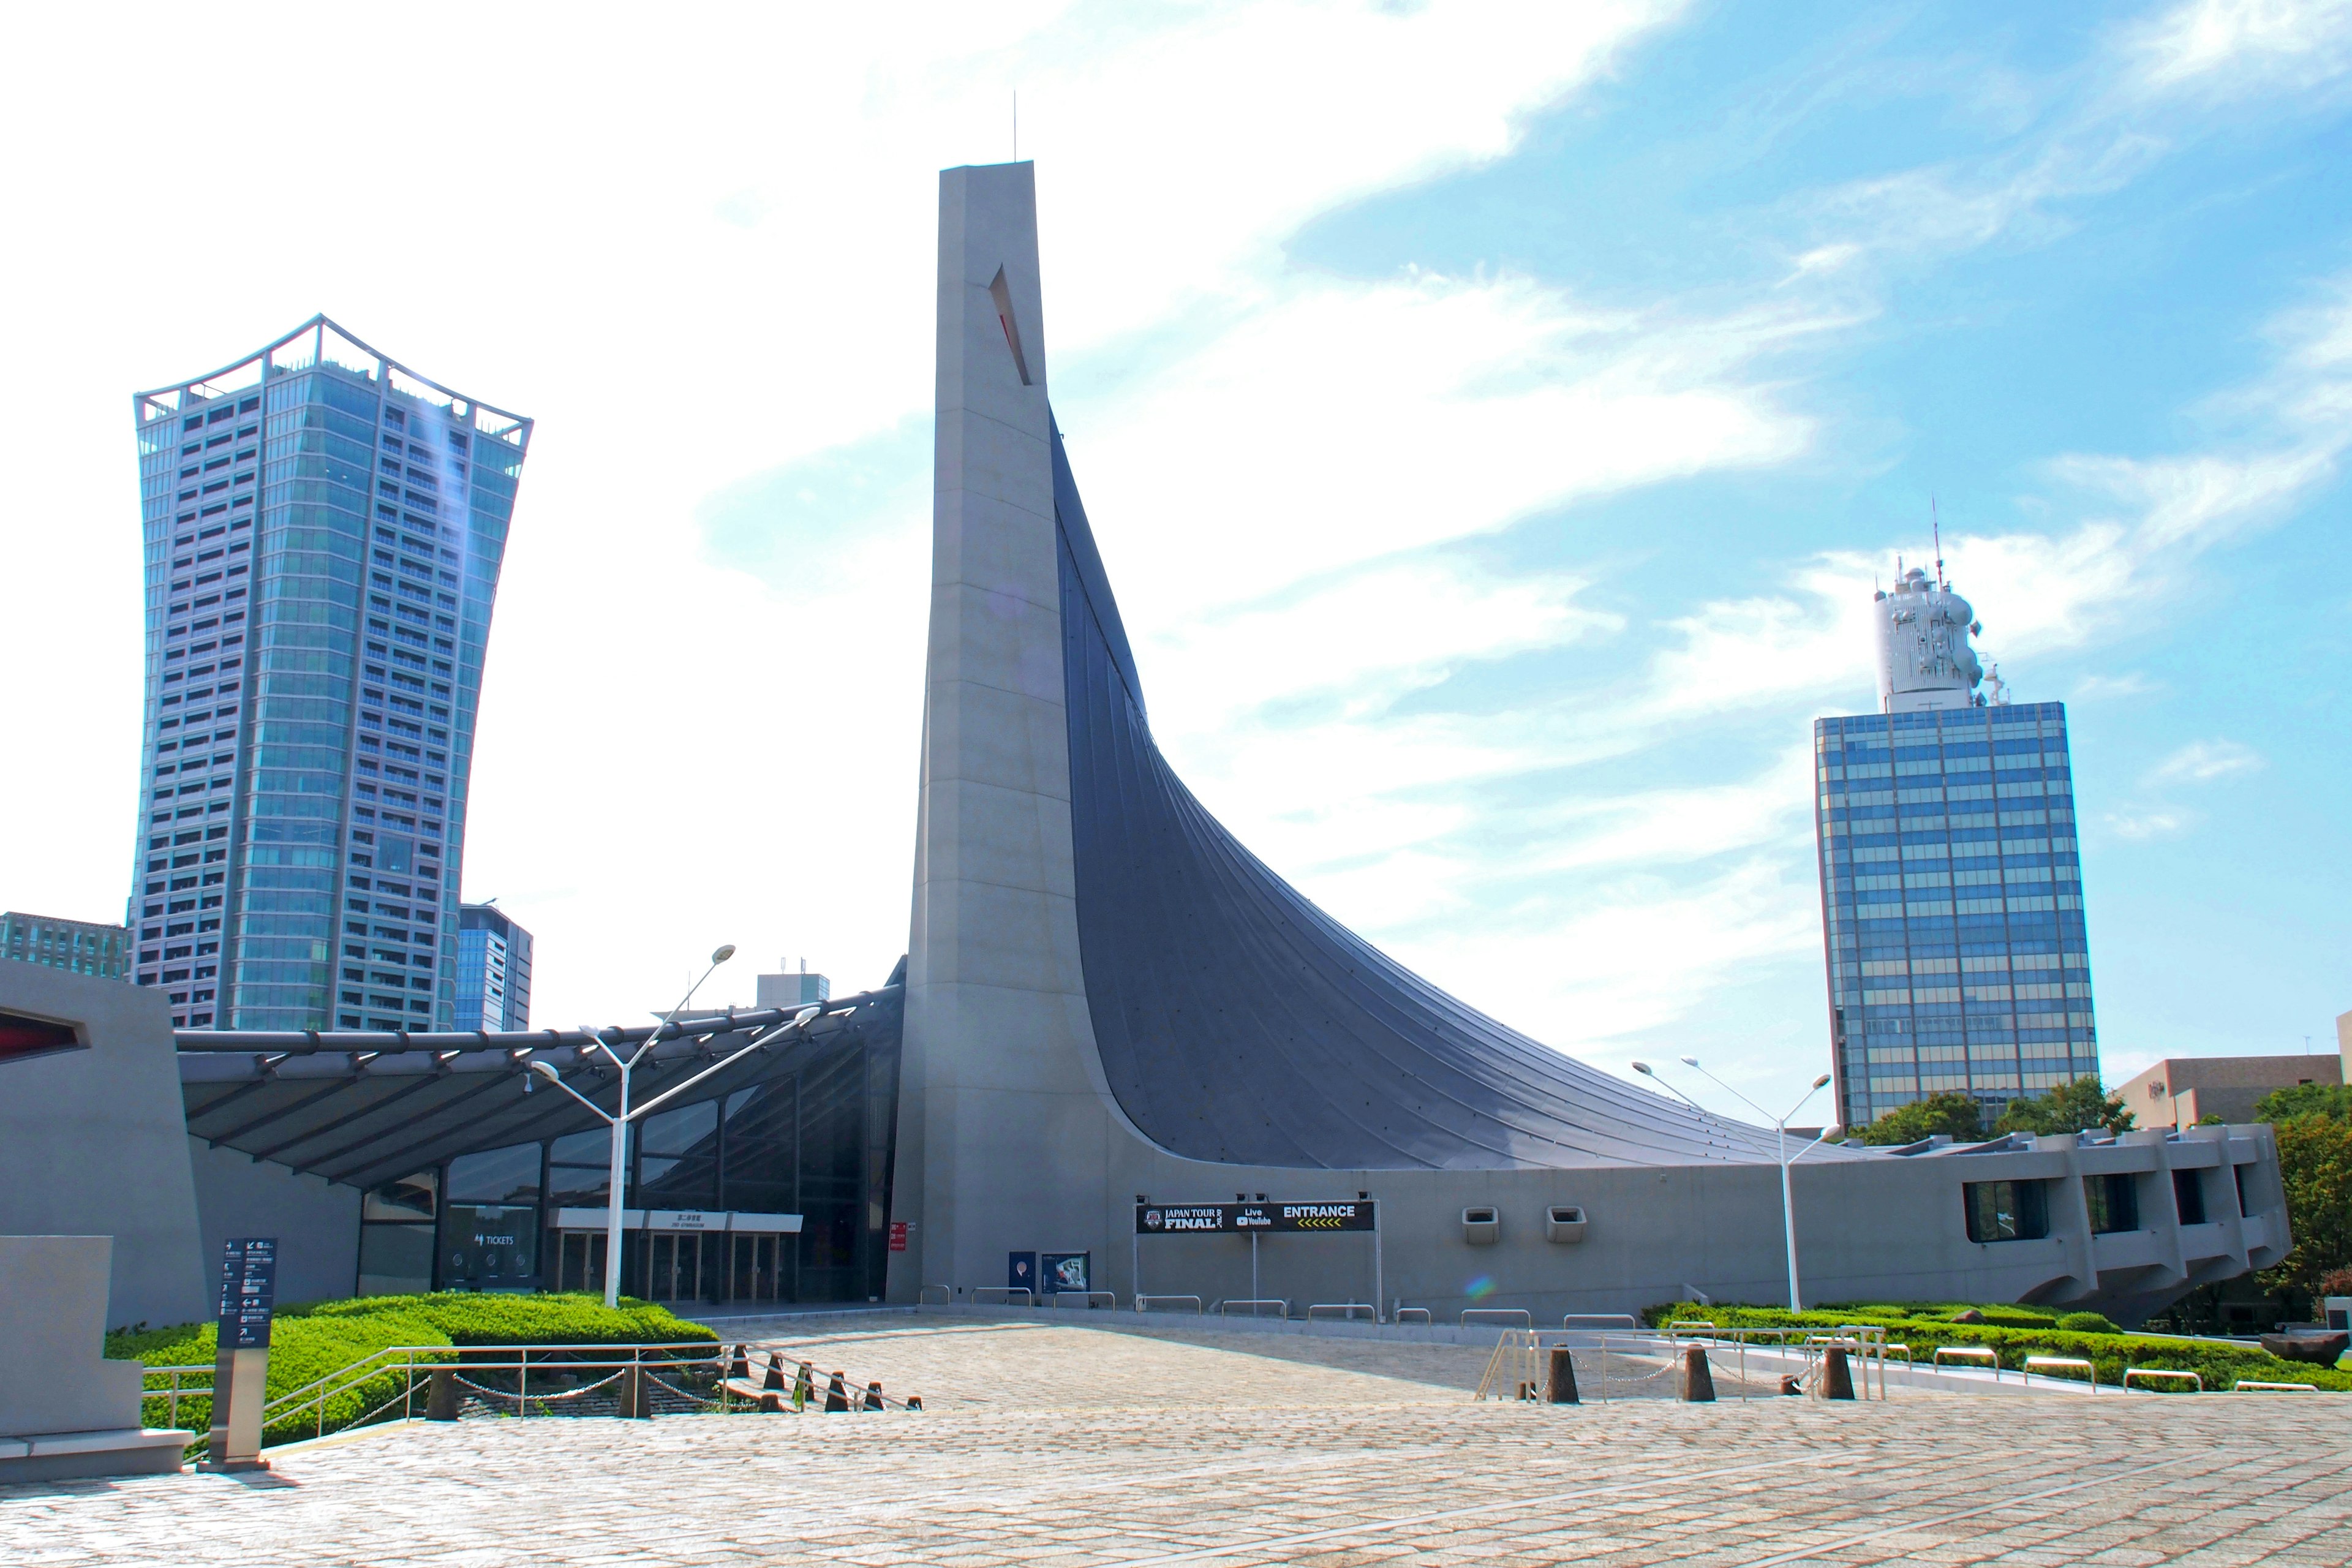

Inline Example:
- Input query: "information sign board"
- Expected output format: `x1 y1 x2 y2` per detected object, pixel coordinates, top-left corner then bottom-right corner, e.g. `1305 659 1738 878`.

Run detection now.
216 1236 277 1350
1134 1200 1375 1235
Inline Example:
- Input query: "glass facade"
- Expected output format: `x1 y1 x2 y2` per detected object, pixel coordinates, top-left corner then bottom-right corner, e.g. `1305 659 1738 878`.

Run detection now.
1814 701 2100 1132
126 318 529 1031
1 911 129 979
455 902 532 1031
357 1031 900 1305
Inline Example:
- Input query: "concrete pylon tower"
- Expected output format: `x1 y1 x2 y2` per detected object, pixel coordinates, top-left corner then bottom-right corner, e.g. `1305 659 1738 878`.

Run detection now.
892 162 1115 1299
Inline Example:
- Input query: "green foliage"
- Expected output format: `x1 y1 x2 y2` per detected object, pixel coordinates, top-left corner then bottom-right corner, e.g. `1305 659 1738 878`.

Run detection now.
1638 1300 2352 1391
2056 1311 2120 1334
1993 1076 2133 1137
2257 1113 2352 1298
2254 1083 2352 1123
1860 1092 1985 1145
107 1292 715 1449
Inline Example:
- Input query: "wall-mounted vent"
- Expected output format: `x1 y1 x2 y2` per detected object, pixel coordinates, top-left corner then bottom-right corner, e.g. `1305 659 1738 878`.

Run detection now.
1462 1206 1499 1245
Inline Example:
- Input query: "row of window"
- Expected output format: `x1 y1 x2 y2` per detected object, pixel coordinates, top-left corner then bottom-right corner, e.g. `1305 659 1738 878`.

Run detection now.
1962 1167 2245 1243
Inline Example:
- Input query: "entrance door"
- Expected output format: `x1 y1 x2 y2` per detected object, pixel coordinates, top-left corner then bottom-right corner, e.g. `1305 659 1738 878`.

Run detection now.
644 1234 703 1303
559 1232 608 1295
730 1234 786 1303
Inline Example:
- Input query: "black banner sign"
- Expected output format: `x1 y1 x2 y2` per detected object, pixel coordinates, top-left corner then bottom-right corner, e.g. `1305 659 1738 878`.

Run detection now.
1135 1200 1375 1235
216 1236 278 1350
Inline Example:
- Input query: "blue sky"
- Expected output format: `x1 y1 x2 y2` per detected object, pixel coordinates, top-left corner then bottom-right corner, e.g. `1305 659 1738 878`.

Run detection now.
1 0 2346 1120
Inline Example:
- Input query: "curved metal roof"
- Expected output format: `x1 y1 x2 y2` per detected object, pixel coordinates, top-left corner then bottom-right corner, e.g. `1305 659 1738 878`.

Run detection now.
178 989 901 1191
1053 417 1843 1171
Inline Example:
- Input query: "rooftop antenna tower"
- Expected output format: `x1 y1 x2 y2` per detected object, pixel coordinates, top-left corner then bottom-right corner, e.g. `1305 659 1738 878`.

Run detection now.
1933 498 1946 590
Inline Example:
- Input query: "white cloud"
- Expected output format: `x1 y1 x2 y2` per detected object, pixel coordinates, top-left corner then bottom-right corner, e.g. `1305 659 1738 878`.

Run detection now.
2105 809 2192 840
2146 739 2264 783
2123 0 2352 98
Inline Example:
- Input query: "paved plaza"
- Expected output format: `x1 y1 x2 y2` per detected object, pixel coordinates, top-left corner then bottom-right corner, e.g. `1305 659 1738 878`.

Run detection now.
6 1315 2348 1567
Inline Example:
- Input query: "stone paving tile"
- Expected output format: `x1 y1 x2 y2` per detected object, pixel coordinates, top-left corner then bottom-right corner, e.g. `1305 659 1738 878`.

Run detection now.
5 1319 2350 1567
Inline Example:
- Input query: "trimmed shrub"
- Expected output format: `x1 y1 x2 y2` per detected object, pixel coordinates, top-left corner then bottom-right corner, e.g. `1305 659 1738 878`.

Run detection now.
2056 1311 2120 1335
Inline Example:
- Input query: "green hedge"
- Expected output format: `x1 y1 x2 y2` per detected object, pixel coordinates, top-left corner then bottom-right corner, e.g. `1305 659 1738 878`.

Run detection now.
1640 1301 2352 1392
110 1293 716 1447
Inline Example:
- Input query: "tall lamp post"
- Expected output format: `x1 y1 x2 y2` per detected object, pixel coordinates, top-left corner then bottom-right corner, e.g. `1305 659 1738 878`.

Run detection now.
526 944 818 1309
1633 1059 1841 1313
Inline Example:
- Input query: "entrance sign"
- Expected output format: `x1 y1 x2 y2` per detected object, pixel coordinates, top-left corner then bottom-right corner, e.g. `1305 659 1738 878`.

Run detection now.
216 1236 277 1350
1135 1200 1376 1235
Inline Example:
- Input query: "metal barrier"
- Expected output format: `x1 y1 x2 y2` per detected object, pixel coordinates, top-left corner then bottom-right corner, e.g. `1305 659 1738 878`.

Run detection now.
138 1364 216 1432
1665 1320 1717 1340
1393 1307 1432 1325
970 1287 1033 1307
1460 1309 1532 1329
2122 1367 2202 1392
1217 1298 1289 1319
1933 1346 2002 1379
1561 1314 1638 1330
2232 1380 2318 1393
1474 1330 1542 1401
2022 1354 2096 1390
1134 1294 1204 1314
1305 1302 1375 1322
916 1285 952 1306
1049 1291 1118 1310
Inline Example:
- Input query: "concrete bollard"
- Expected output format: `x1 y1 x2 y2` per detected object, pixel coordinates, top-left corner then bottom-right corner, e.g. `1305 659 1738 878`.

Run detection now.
1547 1346 1580 1404
617 1365 650 1420
824 1371 850 1412
426 1366 461 1422
1677 1344 1716 1403
1819 1345 1855 1401
762 1352 786 1391
729 1344 751 1382
906 1394 923 1411
864 1381 884 1411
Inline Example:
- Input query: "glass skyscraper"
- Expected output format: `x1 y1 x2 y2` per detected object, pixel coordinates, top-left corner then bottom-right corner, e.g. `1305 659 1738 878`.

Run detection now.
1814 566 2100 1133
127 317 529 1031
455 902 532 1032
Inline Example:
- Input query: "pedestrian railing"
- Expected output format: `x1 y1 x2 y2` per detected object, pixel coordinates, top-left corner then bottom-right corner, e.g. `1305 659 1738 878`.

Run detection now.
1933 1346 2002 1378
1561 1314 1638 1330
1460 1309 1532 1329
2231 1380 2317 1393
2022 1354 2097 1390
1393 1308 1432 1325
970 1287 1033 1306
1049 1291 1118 1310
1216 1298 1288 1319
2122 1368 2201 1393
138 1364 216 1433
916 1285 952 1306
1305 1302 1375 1322
1134 1294 1203 1314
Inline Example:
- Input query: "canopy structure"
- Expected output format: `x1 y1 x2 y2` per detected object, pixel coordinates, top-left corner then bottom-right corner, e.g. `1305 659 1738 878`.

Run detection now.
177 986 903 1193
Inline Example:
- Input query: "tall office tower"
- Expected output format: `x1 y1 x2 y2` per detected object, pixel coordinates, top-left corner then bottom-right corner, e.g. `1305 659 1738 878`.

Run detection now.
127 318 530 1031
454 903 532 1031
1 912 129 980
755 959 831 1008
1814 565 2099 1133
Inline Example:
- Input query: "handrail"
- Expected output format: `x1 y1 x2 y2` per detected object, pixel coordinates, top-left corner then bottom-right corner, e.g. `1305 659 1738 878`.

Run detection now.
138 1364 218 1432
2022 1354 2096 1390
1305 1302 1374 1322
2232 1380 2317 1393
1217 1298 1288 1319
1561 1314 1638 1330
1392 1307 1432 1325
1932 1346 2002 1380
1049 1291 1117 1310
916 1285 951 1306
1460 1309 1532 1329
2122 1368 2201 1392
1135 1294 1203 1314
970 1287 1033 1306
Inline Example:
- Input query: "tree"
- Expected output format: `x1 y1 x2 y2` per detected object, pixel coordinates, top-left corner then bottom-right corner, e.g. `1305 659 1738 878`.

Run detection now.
2256 1112 2352 1299
1861 1091 1984 1146
1994 1076 2133 1137
2255 1083 2352 1123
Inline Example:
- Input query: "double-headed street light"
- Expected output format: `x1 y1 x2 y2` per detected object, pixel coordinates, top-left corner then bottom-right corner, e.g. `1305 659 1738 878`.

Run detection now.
524 943 821 1309
1632 1058 1842 1313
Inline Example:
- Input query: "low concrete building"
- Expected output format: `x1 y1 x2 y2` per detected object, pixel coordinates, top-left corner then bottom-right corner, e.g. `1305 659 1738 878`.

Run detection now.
2116 1055 2342 1131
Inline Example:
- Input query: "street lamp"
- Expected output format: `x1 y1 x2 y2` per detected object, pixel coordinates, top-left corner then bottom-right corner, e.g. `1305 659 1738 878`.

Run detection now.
1634 1059 1842 1313
524 944 815 1309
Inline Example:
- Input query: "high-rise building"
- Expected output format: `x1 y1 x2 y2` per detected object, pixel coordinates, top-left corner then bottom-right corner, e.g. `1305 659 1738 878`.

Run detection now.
755 958 831 1008
455 903 532 1031
1814 565 2099 1133
126 317 530 1031
1 912 129 980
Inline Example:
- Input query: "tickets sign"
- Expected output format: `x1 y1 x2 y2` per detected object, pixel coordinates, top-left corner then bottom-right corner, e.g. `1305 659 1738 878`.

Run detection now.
1134 1200 1374 1235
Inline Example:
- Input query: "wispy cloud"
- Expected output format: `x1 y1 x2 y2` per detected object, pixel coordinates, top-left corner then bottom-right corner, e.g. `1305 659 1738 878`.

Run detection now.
2122 0 2352 99
2147 739 2264 783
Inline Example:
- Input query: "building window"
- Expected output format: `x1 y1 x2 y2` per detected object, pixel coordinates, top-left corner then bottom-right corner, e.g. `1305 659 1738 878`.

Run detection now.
1964 1179 2048 1243
2173 1167 2207 1226
2084 1173 2138 1234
